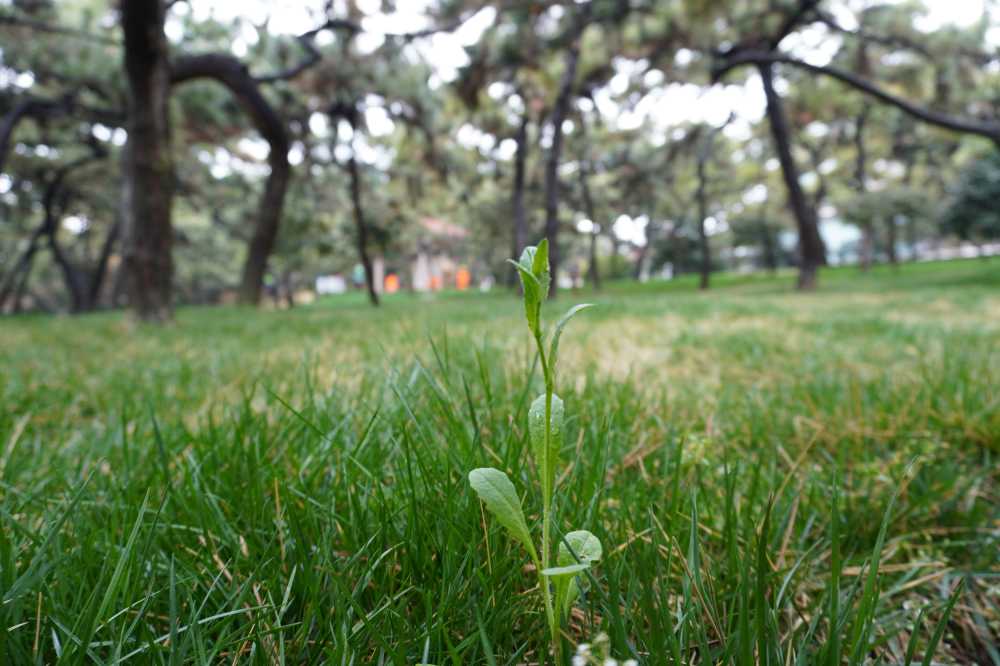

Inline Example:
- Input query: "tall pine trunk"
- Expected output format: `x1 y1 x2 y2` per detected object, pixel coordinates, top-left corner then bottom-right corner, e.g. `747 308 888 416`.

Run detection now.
121 0 174 321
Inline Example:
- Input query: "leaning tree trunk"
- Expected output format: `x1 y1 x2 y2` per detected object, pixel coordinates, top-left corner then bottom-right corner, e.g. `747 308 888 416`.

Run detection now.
121 0 174 322
758 63 826 290
510 111 530 285
543 31 583 298
346 154 379 307
171 54 291 305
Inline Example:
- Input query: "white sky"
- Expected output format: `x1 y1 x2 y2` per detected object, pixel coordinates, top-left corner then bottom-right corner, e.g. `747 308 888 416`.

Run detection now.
177 0 990 249
179 0 992 145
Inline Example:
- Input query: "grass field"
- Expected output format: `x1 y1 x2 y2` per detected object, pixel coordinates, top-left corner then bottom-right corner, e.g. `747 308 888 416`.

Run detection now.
1 259 998 664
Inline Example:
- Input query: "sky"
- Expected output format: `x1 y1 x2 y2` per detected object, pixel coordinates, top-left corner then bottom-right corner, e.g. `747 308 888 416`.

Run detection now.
176 0 991 249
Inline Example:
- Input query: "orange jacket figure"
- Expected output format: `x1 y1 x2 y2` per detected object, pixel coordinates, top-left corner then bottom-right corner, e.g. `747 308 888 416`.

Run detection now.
456 266 471 291
384 273 399 294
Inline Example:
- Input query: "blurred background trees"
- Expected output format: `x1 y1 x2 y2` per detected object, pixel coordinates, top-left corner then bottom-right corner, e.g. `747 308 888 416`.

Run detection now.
1 0 998 319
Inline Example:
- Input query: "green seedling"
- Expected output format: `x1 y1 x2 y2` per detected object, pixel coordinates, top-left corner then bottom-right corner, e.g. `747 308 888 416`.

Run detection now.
468 239 600 659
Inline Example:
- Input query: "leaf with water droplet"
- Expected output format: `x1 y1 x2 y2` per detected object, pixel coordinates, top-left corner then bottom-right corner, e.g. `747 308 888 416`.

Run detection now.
468 467 537 561
529 393 563 497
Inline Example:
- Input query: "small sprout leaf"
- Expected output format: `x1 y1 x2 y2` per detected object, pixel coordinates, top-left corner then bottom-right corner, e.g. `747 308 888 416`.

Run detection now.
468 468 536 559
511 256 542 334
558 530 603 566
557 530 603 616
548 303 593 375
531 238 551 301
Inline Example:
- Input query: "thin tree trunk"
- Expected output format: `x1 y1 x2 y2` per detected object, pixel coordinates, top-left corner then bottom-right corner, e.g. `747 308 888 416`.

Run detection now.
886 216 898 267
543 14 587 298
853 105 875 272
758 62 826 290
511 110 529 277
696 148 711 290
760 222 778 273
347 154 379 306
577 158 601 290
121 0 174 322
86 217 121 309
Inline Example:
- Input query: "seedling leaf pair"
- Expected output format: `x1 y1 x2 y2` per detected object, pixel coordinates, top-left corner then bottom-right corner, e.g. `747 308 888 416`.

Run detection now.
508 238 550 336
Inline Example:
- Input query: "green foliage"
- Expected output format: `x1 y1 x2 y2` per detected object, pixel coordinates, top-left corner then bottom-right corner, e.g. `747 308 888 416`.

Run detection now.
941 151 1000 242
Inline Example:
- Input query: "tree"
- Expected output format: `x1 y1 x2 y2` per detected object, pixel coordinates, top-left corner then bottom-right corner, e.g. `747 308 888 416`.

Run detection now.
120 0 174 322
941 151 1000 246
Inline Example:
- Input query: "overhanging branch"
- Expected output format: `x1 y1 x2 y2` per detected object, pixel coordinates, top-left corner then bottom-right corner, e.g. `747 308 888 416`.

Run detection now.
713 51 1000 145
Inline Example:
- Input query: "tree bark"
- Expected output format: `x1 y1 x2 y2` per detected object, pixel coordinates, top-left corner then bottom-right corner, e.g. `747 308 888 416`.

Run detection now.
577 158 602 290
696 156 710 290
758 62 826 290
121 0 174 322
853 106 875 272
511 110 529 277
543 20 585 298
87 217 122 309
171 54 291 305
346 154 379 306
886 215 898 267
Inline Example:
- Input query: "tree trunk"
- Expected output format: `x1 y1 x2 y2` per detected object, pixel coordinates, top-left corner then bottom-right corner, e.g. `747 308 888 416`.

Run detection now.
760 222 778 273
696 149 711 290
511 111 529 276
347 154 379 306
758 63 826 290
171 54 291 305
121 0 174 322
577 158 601 290
86 217 121 309
543 26 584 298
853 105 875 272
886 216 898 267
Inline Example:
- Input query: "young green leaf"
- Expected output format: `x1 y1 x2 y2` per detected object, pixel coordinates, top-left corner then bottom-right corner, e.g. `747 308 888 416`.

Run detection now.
556 530 603 617
531 238 551 301
510 259 542 334
557 530 602 566
548 303 594 376
468 467 538 561
528 393 564 496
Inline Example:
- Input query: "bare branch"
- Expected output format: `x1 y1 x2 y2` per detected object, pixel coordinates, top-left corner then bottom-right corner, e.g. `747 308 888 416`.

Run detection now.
713 51 1000 145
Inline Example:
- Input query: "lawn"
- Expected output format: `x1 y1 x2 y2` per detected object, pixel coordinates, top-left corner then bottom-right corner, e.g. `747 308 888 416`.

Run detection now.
1 260 998 664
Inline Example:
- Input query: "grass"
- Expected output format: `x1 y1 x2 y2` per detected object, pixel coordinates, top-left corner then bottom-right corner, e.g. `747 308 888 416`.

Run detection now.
1 259 998 664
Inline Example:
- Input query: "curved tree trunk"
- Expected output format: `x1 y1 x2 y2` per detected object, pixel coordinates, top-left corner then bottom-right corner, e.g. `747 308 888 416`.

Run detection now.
758 63 826 290
171 53 291 305
121 0 174 322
